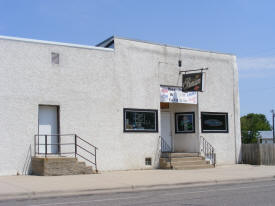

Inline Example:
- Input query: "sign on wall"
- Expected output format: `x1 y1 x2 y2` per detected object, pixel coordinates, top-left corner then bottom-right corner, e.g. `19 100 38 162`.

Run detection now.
160 86 197 104
182 72 203 92
160 102 169 109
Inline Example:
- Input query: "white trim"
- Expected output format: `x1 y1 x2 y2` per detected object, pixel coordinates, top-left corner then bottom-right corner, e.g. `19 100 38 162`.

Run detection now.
0 35 114 52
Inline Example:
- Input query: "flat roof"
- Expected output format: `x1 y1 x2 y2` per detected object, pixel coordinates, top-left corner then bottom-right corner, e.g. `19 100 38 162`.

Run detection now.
113 36 235 56
0 35 114 52
0 34 235 56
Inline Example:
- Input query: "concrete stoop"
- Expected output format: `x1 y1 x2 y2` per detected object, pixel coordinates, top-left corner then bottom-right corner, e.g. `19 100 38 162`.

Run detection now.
31 157 95 176
160 153 214 170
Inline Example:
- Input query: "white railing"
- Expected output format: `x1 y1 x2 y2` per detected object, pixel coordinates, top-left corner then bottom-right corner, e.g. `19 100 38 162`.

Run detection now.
200 136 216 167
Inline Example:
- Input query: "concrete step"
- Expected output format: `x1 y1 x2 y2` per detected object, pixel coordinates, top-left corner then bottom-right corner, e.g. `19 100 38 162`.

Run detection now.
74 162 94 174
85 166 94 174
173 164 214 170
172 160 210 166
161 152 200 158
159 158 172 169
32 157 96 176
78 162 86 167
170 153 200 158
159 153 214 170
161 157 205 163
171 156 205 161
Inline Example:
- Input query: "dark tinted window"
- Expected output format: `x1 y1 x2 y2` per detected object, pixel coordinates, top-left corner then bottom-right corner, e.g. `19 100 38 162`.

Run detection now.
201 112 228 133
175 112 195 133
124 109 158 132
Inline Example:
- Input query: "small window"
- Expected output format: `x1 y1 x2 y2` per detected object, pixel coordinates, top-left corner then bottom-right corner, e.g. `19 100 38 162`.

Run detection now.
51 52 59 64
175 112 195 133
201 112 228 133
124 108 158 132
145 158 152 165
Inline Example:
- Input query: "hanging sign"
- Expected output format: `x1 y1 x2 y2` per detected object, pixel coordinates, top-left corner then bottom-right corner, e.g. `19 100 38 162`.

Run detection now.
160 86 197 104
182 72 203 92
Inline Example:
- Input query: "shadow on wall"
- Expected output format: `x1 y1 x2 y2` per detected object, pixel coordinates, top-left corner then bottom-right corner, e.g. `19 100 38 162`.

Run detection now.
21 144 32 175
153 136 161 168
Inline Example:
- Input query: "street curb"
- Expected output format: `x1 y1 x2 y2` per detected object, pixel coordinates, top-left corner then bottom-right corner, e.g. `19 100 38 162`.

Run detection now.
1 176 275 202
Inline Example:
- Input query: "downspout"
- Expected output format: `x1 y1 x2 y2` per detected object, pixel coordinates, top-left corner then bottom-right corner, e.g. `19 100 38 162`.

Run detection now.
197 69 206 154
197 92 201 154
232 57 237 163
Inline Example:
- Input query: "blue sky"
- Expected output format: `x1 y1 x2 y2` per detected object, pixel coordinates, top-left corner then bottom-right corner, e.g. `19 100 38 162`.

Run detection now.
0 0 274 123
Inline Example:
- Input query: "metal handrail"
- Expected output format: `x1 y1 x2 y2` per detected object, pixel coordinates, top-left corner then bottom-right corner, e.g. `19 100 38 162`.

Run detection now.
34 134 98 172
76 135 98 149
160 136 172 152
160 136 172 169
200 136 216 167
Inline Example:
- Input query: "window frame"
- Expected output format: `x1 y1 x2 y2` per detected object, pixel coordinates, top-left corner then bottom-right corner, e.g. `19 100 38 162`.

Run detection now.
123 108 158 133
175 112 195 133
201 112 229 133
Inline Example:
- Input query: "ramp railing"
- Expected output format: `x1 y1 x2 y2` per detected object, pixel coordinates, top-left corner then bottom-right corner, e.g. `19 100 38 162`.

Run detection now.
34 134 98 172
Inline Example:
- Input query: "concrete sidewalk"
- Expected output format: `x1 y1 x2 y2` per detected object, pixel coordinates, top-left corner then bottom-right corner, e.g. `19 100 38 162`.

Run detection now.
0 164 275 201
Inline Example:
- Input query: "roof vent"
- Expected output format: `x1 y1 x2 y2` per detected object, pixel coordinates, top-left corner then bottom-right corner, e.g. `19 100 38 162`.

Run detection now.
51 52 59 65
145 157 152 166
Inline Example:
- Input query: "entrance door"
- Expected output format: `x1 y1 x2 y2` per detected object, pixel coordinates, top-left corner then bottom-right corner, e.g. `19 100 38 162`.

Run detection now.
38 105 59 154
161 112 172 151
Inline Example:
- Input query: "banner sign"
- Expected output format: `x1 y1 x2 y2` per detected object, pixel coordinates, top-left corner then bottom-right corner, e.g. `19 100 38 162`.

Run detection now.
160 86 197 104
182 72 203 92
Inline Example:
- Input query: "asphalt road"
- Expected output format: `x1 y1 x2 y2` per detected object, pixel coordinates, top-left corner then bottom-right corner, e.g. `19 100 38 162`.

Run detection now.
2 179 275 206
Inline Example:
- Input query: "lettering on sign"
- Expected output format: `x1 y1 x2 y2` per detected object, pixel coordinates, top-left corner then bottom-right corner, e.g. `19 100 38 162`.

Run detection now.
182 72 203 92
160 86 197 104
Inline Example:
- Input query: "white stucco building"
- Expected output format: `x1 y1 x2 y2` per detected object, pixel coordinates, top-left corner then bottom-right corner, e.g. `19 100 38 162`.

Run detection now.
0 35 241 175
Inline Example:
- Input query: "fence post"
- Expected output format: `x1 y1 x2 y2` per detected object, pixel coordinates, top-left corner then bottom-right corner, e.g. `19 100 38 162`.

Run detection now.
258 143 261 165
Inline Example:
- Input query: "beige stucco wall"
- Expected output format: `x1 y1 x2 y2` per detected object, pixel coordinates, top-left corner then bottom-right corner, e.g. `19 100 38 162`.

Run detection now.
0 36 241 175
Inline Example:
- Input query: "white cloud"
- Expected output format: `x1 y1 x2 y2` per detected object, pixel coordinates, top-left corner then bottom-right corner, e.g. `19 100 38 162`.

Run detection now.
238 56 275 70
